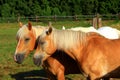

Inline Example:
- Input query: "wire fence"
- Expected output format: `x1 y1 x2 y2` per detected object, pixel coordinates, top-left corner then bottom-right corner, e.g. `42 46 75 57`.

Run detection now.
0 14 120 23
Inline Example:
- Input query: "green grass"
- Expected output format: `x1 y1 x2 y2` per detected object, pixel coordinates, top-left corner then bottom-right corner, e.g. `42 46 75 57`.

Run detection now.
0 21 120 80
0 23 43 80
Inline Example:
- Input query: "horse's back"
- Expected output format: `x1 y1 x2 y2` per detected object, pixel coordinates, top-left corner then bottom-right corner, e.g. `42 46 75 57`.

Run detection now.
97 26 119 39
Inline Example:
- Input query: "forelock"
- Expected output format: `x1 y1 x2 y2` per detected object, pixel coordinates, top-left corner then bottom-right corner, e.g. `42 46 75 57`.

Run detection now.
16 25 29 39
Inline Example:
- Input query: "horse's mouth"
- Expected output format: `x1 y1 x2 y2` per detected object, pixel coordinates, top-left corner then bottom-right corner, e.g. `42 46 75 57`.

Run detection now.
33 54 43 66
14 53 25 64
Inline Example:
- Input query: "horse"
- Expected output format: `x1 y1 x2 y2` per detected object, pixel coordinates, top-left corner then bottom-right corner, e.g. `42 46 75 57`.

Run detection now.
14 22 46 63
97 26 119 39
33 27 120 80
14 22 81 80
69 26 97 32
67 26 119 39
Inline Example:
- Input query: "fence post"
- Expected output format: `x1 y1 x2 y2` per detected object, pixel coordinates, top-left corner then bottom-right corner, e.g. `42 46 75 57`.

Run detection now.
74 15 77 21
17 16 20 22
93 17 97 29
118 13 120 20
97 13 102 28
36 16 38 22
93 14 102 29
98 18 102 28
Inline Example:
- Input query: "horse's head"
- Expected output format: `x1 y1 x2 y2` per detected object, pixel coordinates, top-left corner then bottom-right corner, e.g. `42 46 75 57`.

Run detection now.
14 22 36 64
33 27 56 66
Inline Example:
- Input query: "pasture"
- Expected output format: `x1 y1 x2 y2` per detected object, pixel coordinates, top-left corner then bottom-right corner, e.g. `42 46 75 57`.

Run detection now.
0 21 120 80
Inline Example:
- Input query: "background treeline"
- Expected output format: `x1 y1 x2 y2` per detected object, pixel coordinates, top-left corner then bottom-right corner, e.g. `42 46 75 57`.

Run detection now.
0 0 120 17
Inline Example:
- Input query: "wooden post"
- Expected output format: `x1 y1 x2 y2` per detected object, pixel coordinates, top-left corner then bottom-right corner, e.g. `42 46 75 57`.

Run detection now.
93 17 97 29
93 14 102 29
35 16 38 22
74 15 77 21
98 18 102 28
17 16 20 22
96 13 102 28
118 13 120 20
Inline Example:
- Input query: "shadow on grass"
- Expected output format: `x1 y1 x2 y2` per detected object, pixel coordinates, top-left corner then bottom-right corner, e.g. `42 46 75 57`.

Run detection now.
10 69 48 80
10 69 74 80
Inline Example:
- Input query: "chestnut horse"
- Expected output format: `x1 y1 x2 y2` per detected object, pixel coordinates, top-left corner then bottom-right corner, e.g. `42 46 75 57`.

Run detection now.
14 22 80 80
33 27 120 80
14 22 46 63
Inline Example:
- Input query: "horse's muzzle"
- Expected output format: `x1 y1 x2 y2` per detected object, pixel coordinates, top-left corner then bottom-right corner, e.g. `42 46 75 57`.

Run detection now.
33 54 43 66
14 53 25 64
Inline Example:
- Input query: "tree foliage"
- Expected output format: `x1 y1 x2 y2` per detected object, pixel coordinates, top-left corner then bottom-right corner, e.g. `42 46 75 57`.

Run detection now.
0 0 120 17
1 3 11 17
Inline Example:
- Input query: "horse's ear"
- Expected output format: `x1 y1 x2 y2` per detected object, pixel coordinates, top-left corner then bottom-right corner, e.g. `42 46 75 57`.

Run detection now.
28 22 32 30
46 27 52 35
19 22 23 28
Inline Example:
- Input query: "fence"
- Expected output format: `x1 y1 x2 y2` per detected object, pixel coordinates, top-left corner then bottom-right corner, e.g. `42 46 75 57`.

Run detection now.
0 14 120 23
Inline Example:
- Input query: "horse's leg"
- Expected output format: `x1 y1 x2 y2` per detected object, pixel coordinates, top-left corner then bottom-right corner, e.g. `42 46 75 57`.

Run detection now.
88 74 99 80
86 76 90 80
102 77 110 80
46 71 57 80
57 69 65 80
43 67 56 80
88 76 111 80
102 78 114 80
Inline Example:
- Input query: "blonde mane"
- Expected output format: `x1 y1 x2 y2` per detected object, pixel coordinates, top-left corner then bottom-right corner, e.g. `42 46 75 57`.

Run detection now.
52 30 89 50
16 24 46 39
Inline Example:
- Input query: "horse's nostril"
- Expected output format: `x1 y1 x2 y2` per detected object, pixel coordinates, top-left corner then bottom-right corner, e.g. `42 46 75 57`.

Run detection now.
15 54 25 64
34 58 41 66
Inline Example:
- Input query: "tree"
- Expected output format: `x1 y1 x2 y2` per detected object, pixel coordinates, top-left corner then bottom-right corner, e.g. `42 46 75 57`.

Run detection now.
60 0 72 16
52 7 61 15
31 1 42 16
108 0 119 14
1 3 11 17
80 0 96 14
70 0 82 15
0 0 120 17
39 0 52 16
41 6 52 16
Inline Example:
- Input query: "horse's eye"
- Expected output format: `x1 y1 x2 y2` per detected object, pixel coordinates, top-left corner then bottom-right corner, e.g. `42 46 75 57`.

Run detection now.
25 38 30 41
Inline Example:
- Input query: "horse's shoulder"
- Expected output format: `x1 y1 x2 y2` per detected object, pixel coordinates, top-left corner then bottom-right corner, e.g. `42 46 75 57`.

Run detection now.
87 32 104 39
87 32 110 47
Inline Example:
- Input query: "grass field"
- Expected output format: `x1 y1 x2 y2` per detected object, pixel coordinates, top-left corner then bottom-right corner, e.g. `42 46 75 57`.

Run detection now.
0 20 120 80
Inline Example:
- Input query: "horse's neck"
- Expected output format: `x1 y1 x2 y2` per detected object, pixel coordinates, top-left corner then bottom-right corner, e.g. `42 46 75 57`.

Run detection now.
53 30 88 60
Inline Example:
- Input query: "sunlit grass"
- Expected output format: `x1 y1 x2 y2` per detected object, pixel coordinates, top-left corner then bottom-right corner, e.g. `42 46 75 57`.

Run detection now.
0 23 41 80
